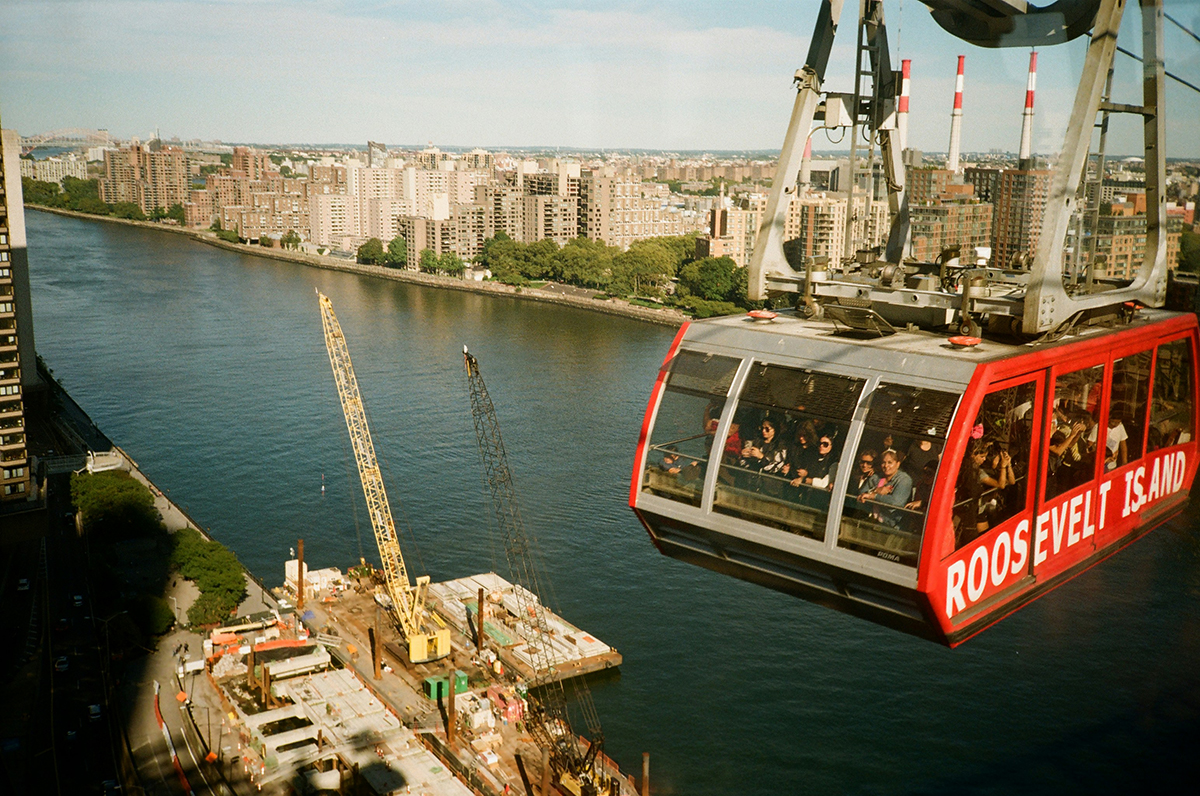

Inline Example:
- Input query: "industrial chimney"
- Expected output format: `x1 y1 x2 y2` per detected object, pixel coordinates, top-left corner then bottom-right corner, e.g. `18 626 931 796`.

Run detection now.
799 136 813 189
898 59 911 152
1018 51 1038 169
947 55 965 173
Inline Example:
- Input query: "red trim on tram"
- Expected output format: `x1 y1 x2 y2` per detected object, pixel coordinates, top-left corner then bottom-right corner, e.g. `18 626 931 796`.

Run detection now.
921 314 1200 643
630 322 690 508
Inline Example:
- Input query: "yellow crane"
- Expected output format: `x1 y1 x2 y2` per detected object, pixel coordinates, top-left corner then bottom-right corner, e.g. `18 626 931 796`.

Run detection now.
317 290 450 664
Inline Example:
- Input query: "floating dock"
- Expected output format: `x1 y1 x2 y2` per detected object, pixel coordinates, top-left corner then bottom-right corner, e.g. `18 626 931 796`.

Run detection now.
427 572 623 682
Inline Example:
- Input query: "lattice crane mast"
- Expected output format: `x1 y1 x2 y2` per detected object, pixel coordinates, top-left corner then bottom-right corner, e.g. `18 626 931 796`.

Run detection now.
463 348 617 796
317 290 450 664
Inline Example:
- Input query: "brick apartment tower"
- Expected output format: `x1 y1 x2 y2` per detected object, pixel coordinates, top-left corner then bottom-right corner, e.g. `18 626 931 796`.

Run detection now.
0 120 37 503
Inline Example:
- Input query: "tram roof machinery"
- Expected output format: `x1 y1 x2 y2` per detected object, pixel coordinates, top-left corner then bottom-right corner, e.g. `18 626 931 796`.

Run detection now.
632 310 1198 645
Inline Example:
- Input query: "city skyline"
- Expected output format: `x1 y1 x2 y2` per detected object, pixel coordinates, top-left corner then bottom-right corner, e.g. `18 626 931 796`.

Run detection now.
2 1 1199 157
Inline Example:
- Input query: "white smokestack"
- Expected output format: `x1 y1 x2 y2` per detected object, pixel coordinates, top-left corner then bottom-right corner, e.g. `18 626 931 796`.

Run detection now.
1018 51 1038 167
947 55 965 173
899 59 911 152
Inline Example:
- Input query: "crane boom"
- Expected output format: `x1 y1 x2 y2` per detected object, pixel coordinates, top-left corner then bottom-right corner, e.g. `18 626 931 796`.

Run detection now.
318 291 450 664
463 348 615 796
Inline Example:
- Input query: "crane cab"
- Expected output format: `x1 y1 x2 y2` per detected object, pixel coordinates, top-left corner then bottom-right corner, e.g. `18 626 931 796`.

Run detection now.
631 308 1198 646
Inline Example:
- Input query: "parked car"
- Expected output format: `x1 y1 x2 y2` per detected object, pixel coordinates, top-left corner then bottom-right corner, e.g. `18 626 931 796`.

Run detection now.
87 704 102 722
54 656 69 673
72 595 83 608
16 578 29 592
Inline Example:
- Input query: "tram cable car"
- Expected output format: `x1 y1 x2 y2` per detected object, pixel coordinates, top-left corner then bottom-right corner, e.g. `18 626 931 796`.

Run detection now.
630 0 1197 645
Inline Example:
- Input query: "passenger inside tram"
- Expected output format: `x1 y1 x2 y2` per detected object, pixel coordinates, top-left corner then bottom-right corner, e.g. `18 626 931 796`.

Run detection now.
642 350 742 507
713 364 862 541
739 416 790 478
1046 365 1104 500
791 431 839 489
857 449 913 527
1149 338 1195 450
953 379 1035 548
836 383 956 564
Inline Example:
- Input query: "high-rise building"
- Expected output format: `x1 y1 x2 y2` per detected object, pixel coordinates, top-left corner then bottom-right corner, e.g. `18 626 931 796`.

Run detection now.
0 126 37 504
910 201 993 262
578 168 705 250
695 193 767 267
782 193 889 262
98 142 190 214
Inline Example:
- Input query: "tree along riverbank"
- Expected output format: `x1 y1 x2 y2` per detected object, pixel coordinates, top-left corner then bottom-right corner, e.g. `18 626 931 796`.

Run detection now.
27 205 689 328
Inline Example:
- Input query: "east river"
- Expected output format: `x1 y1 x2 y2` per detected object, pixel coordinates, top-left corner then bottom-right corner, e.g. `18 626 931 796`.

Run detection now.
26 210 1200 794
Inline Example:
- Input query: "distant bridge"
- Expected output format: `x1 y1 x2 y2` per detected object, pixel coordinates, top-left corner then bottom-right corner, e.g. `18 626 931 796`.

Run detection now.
21 128 111 148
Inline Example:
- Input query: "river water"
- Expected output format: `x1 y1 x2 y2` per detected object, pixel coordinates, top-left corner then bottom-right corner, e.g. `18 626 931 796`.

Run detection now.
26 210 1200 794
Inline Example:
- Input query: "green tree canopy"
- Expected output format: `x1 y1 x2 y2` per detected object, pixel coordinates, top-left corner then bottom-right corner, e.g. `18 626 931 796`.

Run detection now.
70 471 162 539
281 229 302 250
611 243 673 296
439 251 465 276
557 237 614 289
357 237 386 264
386 236 408 268
418 248 440 273
678 256 738 302
167 203 186 223
112 202 146 221
170 527 246 626
1180 230 1200 274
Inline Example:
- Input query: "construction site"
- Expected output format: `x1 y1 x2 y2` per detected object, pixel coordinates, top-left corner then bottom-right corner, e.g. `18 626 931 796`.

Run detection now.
164 292 635 796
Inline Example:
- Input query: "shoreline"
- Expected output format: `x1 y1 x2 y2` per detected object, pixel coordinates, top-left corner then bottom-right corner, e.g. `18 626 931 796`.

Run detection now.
28 205 688 328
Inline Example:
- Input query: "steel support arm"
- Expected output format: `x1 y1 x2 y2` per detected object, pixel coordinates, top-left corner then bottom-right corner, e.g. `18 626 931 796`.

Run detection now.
748 0 847 301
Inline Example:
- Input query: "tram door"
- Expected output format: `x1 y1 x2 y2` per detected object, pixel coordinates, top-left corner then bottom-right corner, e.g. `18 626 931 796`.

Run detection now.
936 373 1044 624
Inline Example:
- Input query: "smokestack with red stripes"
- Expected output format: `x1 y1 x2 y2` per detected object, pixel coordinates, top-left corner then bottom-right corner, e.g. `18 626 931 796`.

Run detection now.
799 136 813 188
898 59 911 151
1018 51 1038 169
947 55 965 172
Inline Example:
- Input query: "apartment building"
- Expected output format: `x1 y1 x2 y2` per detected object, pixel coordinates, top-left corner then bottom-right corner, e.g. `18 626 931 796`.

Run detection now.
98 142 190 214
695 194 767 267
782 192 890 263
19 154 87 185
963 167 1052 267
0 127 36 503
910 201 993 262
578 168 706 250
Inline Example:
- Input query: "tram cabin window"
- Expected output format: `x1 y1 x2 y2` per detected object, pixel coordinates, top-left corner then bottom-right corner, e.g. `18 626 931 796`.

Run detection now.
642 350 741 507
1046 365 1104 501
953 381 1035 549
838 383 958 565
1110 351 1151 465
1148 338 1195 451
713 363 864 542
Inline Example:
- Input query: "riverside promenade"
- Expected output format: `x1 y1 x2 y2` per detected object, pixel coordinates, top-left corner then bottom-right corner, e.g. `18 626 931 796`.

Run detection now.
29 206 688 328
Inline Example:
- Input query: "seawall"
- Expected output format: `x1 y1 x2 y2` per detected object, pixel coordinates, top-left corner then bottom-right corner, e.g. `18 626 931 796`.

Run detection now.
28 205 688 328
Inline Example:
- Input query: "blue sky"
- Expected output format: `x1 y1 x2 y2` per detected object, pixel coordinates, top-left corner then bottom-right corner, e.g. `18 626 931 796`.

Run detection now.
1 1 1198 156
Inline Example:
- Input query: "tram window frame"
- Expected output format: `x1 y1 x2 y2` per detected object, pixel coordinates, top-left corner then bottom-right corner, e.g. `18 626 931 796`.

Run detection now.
1148 336 1196 452
951 377 1039 551
641 350 742 508
711 361 866 542
837 382 960 566
1107 348 1153 466
1043 361 1107 503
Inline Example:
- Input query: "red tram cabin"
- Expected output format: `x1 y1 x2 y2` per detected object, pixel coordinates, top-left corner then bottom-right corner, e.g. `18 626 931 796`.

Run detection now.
631 309 1198 646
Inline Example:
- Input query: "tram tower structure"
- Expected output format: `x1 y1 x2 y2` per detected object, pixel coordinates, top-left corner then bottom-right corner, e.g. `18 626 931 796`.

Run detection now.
748 0 1171 338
